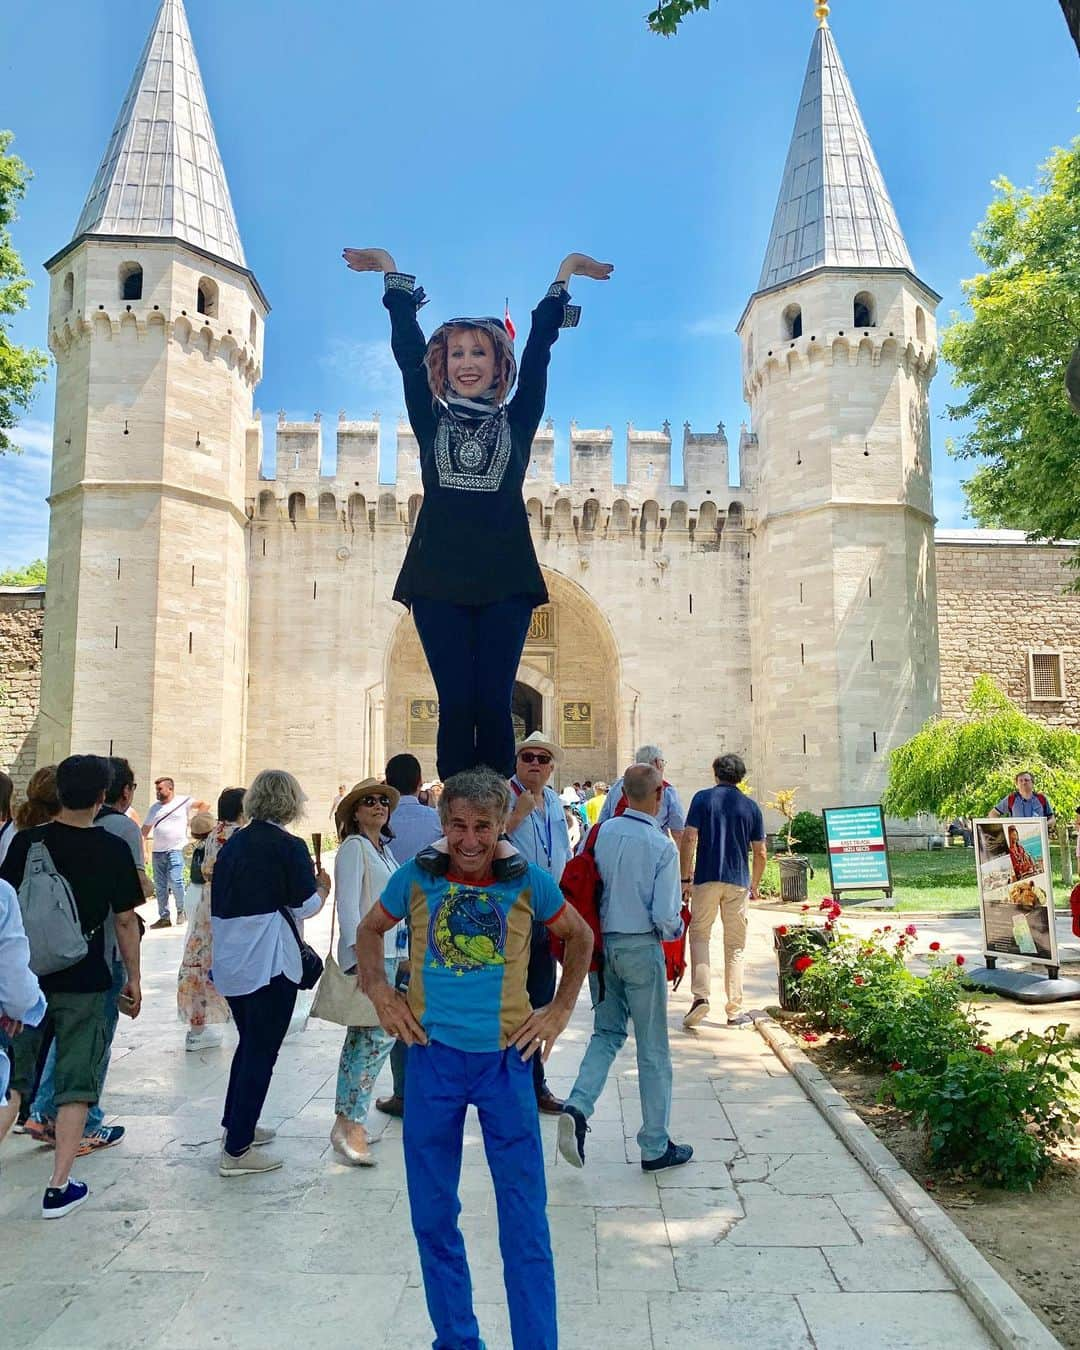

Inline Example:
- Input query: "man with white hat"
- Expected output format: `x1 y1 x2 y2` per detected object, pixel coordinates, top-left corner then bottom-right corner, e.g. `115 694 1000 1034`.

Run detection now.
506 730 572 1114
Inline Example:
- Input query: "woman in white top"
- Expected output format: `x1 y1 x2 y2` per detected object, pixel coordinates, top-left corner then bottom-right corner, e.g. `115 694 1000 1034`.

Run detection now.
331 777 403 1165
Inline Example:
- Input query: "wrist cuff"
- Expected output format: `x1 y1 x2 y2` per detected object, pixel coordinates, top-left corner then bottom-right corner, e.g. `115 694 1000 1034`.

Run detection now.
384 272 416 293
545 282 580 328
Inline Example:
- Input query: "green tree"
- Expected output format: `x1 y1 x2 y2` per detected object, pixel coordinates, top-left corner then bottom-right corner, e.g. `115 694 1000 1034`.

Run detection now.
0 131 48 455
942 140 1080 548
644 1 1080 53
882 676 1080 824
0 558 46 585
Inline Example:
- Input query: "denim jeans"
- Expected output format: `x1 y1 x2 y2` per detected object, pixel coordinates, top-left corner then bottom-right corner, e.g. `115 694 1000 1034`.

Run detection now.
32 957 125 1133
565 933 672 1161
152 849 186 919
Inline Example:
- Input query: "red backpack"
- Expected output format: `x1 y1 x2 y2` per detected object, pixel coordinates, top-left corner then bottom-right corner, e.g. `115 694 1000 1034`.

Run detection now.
1007 791 1050 815
550 822 607 1002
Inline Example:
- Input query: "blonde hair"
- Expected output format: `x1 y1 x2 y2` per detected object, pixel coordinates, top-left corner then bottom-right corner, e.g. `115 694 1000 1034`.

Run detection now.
16 764 60 830
424 324 516 405
244 769 305 825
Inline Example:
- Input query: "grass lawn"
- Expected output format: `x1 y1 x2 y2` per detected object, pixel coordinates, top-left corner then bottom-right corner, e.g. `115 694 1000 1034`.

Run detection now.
761 846 1076 913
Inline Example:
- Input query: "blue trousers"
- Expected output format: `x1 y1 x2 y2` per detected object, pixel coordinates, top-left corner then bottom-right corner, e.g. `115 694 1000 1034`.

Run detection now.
566 933 672 1161
152 849 186 919
221 973 297 1155
32 956 124 1133
404 1041 556 1350
411 596 535 780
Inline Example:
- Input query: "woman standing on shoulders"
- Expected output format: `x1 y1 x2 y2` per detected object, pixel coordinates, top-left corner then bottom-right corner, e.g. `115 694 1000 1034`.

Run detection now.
331 778 402 1166
343 246 613 780
211 770 330 1177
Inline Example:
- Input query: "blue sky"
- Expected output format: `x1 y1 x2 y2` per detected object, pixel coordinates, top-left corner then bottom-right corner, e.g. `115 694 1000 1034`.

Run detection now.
1 0 1077 569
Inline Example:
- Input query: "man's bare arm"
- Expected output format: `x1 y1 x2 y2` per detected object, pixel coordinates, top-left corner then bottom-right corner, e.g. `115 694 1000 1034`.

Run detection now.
510 904 592 1061
749 839 768 901
114 910 142 1017
357 905 427 1045
679 825 698 899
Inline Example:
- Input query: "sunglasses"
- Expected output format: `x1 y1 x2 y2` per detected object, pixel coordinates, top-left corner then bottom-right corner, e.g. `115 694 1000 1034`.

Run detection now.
519 752 553 765
360 795 391 808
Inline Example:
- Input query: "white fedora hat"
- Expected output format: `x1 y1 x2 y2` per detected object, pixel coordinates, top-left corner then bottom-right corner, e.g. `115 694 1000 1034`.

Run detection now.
514 729 563 765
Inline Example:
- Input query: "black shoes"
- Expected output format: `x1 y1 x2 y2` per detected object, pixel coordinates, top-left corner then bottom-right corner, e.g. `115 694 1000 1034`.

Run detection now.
149 916 172 929
557 1105 589 1168
641 1141 694 1172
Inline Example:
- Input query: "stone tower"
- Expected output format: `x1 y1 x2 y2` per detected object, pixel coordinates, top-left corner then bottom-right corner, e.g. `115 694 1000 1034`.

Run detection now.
37 0 266 808
738 9 940 827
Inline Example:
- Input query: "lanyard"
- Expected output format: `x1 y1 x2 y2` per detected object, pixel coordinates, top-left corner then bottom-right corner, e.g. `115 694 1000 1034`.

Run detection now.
512 778 553 866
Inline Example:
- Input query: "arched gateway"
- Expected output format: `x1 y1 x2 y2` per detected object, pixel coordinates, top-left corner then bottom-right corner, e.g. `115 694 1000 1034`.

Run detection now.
381 568 622 785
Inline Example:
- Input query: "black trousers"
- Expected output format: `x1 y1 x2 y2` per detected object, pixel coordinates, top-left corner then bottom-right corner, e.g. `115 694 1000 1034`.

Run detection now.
526 924 558 1097
222 973 297 1155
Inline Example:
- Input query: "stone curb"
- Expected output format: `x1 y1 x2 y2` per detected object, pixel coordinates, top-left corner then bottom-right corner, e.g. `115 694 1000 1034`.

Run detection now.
753 1013 1062 1350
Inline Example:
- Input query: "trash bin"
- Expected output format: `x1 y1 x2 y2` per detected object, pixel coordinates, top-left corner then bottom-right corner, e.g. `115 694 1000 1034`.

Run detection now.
778 855 813 903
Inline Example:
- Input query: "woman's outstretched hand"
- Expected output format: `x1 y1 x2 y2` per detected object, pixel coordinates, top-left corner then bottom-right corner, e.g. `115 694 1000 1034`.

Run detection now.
343 247 398 274
556 253 614 283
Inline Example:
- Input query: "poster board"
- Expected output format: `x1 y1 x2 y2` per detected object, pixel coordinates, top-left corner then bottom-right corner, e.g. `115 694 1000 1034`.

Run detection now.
822 805 892 896
973 817 1058 966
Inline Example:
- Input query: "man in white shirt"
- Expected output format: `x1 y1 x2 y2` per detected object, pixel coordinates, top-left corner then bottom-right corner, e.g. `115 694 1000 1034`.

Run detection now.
141 776 196 928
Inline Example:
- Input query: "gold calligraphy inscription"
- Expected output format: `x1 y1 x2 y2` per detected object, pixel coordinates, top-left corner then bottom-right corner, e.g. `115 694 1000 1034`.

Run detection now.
526 605 553 645
561 700 594 749
408 698 438 747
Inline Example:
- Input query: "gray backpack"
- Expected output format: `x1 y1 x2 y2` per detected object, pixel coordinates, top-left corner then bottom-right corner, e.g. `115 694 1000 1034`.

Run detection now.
18 840 89 976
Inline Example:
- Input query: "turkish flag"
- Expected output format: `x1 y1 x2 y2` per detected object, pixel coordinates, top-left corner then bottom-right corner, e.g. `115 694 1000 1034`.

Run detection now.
504 299 516 342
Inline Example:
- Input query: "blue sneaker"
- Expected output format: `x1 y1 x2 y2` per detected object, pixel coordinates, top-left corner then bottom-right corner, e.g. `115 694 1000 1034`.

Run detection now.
42 1179 89 1219
641 1141 694 1173
77 1124 125 1155
557 1105 589 1169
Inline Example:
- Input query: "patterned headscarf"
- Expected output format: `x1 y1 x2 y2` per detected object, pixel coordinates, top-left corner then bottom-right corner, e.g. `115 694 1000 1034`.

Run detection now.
429 317 518 420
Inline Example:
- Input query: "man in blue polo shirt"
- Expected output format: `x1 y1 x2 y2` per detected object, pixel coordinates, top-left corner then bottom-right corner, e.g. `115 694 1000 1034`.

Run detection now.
678 753 766 1030
989 771 1055 823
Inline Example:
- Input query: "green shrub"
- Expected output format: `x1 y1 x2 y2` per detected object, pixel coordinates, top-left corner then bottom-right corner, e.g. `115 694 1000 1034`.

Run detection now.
788 810 827 853
886 1026 1080 1189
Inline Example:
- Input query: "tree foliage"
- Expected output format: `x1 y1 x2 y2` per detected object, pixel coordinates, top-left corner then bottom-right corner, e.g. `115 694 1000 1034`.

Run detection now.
0 558 46 586
882 676 1080 822
0 131 48 455
942 140 1080 545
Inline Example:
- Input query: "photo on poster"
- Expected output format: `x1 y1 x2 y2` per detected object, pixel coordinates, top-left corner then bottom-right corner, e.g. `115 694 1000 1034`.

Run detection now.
972 817 1057 965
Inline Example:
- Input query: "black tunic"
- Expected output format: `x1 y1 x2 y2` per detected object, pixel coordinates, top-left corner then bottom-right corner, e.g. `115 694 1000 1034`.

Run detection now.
383 275 574 610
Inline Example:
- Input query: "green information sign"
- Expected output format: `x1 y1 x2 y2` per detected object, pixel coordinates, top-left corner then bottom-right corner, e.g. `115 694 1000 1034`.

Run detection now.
823 804 892 896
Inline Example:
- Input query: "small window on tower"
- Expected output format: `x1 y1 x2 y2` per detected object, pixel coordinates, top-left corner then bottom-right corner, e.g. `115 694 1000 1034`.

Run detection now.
119 262 142 301
249 309 257 346
915 306 927 342
1028 650 1065 701
853 291 876 328
782 303 802 340
63 272 74 310
197 277 218 317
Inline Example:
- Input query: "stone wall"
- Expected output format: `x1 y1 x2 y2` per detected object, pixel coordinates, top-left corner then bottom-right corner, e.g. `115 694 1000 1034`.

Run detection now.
0 587 45 797
936 535 1080 725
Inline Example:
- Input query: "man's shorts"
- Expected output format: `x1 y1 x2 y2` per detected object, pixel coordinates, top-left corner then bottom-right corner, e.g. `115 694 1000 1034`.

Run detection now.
10 990 109 1107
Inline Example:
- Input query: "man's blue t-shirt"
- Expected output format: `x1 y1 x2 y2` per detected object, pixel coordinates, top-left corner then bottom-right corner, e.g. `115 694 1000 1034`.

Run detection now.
686 784 765 888
379 860 566 1053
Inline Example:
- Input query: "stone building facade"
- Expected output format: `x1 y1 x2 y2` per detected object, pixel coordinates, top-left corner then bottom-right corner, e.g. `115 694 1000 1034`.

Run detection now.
6 1 1078 828
0 588 45 797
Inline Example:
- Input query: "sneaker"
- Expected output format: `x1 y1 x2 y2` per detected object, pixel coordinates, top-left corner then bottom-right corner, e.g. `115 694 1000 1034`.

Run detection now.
76 1125 125 1156
557 1105 589 1169
25 1117 57 1147
683 998 709 1029
726 1012 754 1027
149 916 172 929
375 1094 404 1118
176 911 187 925
42 1179 89 1219
222 1125 277 1146
219 1144 284 1177
185 1025 224 1051
642 1141 694 1173
11 1120 29 1135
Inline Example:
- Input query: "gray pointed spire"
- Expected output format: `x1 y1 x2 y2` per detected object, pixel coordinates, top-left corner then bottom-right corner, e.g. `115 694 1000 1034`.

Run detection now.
758 21 913 290
73 0 245 266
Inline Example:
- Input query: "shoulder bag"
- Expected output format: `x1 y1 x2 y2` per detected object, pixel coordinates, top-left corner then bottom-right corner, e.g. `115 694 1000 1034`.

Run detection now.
309 843 383 1027
278 903 324 991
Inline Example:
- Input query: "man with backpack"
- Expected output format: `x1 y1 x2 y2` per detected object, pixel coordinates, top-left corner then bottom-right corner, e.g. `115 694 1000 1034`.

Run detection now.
0 755 144 1219
557 764 693 1175
989 771 1055 823
596 744 685 844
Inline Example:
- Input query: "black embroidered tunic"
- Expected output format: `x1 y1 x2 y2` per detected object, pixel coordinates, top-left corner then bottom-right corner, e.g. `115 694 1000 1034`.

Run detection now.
383 274 577 610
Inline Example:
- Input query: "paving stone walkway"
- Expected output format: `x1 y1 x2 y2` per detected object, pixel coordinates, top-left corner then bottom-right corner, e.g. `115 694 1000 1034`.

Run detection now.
1 905 997 1349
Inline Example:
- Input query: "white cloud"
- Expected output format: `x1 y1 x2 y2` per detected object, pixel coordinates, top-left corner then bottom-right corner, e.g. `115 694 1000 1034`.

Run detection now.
0 420 52 569
320 339 399 402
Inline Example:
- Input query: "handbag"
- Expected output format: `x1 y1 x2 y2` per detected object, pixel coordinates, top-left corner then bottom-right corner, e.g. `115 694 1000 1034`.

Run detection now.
309 847 383 1028
279 904 324 991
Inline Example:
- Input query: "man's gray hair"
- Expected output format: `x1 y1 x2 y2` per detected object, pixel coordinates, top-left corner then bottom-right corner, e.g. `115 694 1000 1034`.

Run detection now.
624 764 661 803
713 753 746 786
439 767 511 826
635 744 664 765
244 768 306 825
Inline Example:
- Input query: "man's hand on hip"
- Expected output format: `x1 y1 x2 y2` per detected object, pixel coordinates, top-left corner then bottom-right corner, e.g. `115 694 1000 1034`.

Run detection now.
510 1001 573 1063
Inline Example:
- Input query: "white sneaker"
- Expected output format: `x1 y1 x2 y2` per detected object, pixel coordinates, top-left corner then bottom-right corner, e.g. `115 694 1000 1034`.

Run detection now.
185 1025 225 1051
219 1144 283 1177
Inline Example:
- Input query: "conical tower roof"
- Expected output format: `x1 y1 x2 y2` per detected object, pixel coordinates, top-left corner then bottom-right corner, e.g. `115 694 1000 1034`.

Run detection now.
72 0 245 267
757 18 913 291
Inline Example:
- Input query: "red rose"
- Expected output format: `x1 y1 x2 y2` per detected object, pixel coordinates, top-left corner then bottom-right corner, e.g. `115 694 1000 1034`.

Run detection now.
889 1061 903 1071
801 1031 819 1043
975 1044 993 1055
776 925 789 936
928 941 941 952
853 974 865 985
955 954 966 966
904 924 918 937
883 925 892 933
819 898 833 911
793 955 814 973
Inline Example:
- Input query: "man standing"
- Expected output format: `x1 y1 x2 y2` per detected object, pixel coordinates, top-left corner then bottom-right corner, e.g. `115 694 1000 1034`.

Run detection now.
141 776 196 928
598 744 685 844
989 771 1055 823
357 768 591 1350
506 730 572 1115
0 755 143 1218
376 752 444 1120
558 764 693 1174
679 753 766 1029
584 780 608 827
329 783 348 829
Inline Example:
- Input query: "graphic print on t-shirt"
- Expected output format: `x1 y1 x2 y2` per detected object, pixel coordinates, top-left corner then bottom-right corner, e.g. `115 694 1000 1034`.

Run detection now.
427 882 508 971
